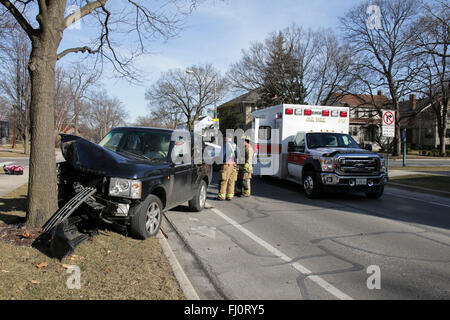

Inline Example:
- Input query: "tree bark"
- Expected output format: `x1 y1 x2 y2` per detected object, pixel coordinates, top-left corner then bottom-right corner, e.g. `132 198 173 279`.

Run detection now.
25 28 61 227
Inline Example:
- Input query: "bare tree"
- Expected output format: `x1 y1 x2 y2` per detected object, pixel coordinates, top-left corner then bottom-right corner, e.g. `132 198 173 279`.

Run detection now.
67 63 100 136
410 0 449 156
0 0 200 227
0 25 31 154
340 0 420 155
85 89 127 142
227 24 356 107
146 64 228 131
53 67 73 143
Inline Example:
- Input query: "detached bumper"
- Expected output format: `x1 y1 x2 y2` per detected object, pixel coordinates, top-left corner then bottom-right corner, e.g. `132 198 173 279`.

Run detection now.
320 173 388 189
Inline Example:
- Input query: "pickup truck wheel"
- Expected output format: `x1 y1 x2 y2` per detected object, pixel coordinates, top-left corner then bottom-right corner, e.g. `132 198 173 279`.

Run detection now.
303 171 321 199
130 195 162 239
366 186 384 199
189 180 207 212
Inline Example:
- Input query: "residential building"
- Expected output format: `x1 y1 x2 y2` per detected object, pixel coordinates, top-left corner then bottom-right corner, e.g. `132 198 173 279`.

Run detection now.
399 94 450 150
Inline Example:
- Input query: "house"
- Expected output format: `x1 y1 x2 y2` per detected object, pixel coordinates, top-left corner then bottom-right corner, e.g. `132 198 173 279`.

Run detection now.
0 120 9 140
399 94 450 150
216 89 264 131
325 91 394 150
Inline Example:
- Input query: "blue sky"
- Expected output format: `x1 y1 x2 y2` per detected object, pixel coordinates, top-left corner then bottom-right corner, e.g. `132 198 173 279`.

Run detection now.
59 0 359 123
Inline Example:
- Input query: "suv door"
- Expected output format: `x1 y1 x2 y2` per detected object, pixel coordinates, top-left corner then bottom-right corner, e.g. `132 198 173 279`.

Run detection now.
170 134 194 204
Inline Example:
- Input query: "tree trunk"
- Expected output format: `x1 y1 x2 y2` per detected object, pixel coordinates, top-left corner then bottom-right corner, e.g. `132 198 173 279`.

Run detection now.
25 39 59 227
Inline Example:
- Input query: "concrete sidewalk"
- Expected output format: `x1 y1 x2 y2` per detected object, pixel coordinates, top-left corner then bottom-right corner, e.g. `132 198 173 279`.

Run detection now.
0 167 29 197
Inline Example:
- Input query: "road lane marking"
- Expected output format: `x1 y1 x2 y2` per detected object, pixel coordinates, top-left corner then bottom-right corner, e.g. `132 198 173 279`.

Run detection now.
389 193 450 208
0 162 14 167
210 207 353 300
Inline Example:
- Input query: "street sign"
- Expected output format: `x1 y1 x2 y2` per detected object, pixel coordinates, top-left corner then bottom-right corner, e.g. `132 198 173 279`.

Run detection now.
382 110 395 138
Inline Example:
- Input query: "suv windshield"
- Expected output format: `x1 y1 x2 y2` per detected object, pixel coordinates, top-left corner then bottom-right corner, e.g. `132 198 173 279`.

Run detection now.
306 133 360 149
98 130 172 162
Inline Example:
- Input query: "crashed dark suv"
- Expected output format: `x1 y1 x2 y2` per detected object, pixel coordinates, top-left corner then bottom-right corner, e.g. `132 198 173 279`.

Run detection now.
47 127 211 257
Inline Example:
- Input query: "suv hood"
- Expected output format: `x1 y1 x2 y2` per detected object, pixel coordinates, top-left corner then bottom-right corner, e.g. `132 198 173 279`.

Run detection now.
60 134 166 179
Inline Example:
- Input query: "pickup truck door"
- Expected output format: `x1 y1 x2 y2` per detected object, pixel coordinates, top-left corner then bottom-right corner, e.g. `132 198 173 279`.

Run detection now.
287 132 307 180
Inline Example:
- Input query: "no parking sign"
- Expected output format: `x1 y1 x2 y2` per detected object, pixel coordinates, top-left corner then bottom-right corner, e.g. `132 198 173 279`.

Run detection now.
382 110 395 137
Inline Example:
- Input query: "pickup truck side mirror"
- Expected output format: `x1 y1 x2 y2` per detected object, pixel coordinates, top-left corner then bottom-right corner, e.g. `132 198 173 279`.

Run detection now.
364 144 373 151
288 141 305 153
288 141 295 153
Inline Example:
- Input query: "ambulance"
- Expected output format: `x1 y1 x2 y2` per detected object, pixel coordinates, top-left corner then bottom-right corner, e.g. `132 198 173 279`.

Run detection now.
252 104 388 199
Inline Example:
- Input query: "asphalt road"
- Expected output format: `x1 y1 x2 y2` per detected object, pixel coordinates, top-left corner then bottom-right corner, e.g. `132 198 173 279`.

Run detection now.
165 173 450 300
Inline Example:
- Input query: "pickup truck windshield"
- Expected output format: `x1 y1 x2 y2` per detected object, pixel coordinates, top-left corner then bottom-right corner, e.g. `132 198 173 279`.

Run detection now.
306 133 360 149
98 130 172 162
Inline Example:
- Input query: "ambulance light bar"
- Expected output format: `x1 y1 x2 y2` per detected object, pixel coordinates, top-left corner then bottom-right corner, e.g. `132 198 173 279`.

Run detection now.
304 109 312 116
285 108 294 115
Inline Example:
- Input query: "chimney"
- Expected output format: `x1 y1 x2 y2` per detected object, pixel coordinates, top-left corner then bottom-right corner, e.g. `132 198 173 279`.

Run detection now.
377 90 383 96
410 94 416 111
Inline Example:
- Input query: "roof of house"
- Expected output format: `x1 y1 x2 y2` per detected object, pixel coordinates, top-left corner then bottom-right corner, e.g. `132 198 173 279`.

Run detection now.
328 92 393 109
218 88 263 109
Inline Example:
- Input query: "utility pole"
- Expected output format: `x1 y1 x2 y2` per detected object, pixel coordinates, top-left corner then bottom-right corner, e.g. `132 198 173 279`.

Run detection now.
12 108 16 149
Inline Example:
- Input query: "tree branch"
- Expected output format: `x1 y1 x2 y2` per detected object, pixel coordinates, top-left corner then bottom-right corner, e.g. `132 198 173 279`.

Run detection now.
63 0 107 30
57 45 99 60
0 0 37 38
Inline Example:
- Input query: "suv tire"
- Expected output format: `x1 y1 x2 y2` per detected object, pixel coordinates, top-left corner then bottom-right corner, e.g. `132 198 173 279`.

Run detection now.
189 180 207 212
130 194 163 239
303 171 321 199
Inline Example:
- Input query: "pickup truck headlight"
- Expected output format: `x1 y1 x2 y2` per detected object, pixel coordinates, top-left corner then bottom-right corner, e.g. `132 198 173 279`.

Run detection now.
319 157 335 172
380 158 387 173
109 178 142 199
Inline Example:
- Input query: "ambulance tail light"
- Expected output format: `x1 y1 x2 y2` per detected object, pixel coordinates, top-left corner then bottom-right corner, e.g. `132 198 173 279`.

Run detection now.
340 111 348 117
285 108 294 115
304 109 312 116
255 144 260 151
322 110 330 117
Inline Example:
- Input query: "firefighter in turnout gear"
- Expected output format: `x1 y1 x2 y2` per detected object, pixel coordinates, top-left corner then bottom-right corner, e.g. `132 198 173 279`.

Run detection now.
236 135 253 197
217 134 240 201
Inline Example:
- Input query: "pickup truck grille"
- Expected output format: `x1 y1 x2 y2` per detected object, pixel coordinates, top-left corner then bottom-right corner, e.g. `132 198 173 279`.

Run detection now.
337 157 379 175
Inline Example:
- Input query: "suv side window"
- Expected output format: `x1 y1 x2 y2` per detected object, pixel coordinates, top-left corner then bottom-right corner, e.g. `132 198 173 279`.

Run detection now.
172 135 191 164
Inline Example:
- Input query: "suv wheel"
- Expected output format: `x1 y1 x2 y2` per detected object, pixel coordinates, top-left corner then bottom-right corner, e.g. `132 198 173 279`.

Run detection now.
189 180 207 212
366 186 384 199
303 171 321 199
130 195 162 239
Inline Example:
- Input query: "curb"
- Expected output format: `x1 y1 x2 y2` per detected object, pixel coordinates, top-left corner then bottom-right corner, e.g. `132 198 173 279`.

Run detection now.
157 231 200 300
388 182 450 198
